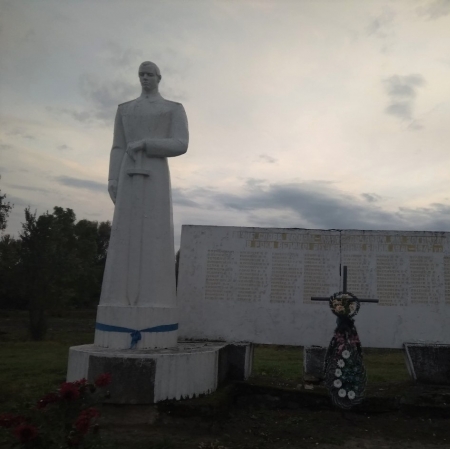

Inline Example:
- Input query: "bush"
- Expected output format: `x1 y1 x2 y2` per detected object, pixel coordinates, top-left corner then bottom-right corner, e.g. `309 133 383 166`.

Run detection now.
0 373 112 448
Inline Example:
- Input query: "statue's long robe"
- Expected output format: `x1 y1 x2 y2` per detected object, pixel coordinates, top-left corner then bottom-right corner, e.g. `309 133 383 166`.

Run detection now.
100 93 188 308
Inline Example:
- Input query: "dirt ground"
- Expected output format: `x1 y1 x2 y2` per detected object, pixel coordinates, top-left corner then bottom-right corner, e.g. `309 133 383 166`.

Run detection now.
99 389 450 449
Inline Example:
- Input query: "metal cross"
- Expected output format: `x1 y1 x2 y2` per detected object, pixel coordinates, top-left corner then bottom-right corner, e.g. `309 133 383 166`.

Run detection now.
311 266 379 303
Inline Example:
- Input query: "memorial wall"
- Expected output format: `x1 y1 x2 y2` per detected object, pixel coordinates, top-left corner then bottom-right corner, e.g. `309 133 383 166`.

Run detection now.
177 226 450 348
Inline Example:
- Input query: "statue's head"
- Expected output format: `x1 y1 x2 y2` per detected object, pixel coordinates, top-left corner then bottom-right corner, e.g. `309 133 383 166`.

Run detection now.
138 61 161 92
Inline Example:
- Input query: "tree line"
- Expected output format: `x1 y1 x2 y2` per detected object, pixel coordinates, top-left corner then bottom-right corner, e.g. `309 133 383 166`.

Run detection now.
0 183 111 339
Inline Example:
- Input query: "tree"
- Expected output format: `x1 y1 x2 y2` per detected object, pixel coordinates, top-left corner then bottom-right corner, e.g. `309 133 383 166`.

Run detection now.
96 221 111 265
0 234 23 309
72 219 111 308
20 207 79 339
0 177 13 232
0 204 112 338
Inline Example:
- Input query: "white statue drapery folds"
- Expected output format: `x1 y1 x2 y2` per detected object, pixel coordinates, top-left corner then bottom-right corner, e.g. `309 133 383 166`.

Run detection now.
94 61 188 349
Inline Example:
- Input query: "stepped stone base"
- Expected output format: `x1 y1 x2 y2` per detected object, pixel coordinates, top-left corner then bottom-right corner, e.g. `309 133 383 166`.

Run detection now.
67 341 253 404
403 342 450 385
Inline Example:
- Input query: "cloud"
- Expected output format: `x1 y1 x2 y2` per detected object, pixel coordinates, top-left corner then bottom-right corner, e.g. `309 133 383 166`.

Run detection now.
259 154 277 164
46 106 93 124
383 74 424 98
407 120 424 131
383 74 425 122
246 178 266 188
209 183 397 229
398 203 450 231
48 74 137 125
172 188 202 208
5 184 49 193
57 144 72 151
56 176 107 193
102 41 144 69
361 193 382 203
79 74 136 123
367 10 395 37
385 102 412 120
0 144 13 151
417 0 450 19
174 181 450 232
6 129 35 140
3 194 29 208
366 9 396 53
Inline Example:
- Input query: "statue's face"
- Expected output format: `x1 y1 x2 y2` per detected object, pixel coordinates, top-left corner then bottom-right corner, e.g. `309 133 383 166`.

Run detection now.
139 67 160 91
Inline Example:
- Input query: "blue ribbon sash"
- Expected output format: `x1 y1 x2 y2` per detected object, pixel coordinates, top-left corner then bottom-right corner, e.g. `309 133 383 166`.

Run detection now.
95 322 178 349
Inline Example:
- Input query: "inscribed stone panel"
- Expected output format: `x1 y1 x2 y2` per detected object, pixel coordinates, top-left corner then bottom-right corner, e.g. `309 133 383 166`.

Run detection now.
342 231 449 306
270 252 302 304
205 250 235 301
178 226 450 348
237 251 270 302
445 257 450 305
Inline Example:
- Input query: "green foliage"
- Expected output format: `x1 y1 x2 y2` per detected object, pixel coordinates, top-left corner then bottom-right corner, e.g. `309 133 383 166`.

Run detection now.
20 207 78 338
20 207 78 311
0 205 111 339
0 235 23 309
72 220 106 309
0 180 13 232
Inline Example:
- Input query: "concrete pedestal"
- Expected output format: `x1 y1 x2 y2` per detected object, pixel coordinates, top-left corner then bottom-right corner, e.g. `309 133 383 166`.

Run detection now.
67 341 253 404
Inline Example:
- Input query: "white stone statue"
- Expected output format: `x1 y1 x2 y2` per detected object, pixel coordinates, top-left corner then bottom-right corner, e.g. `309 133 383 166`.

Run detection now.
94 61 189 349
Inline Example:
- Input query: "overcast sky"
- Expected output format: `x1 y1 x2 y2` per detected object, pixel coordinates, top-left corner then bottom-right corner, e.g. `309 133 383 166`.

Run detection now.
1 0 450 247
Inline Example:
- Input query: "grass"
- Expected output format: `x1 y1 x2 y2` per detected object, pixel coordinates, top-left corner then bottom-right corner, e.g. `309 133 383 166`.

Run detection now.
2 310 448 449
364 348 410 383
0 310 410 410
252 345 303 387
252 344 410 387
0 310 95 409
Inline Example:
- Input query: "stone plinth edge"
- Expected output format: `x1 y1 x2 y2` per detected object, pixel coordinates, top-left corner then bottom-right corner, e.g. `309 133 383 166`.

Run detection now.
67 341 253 404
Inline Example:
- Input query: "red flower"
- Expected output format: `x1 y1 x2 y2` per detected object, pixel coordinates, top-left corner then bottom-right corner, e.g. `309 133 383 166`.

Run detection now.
13 424 38 443
59 382 80 401
74 407 100 435
74 378 87 387
74 414 90 434
94 373 111 387
36 392 60 409
0 413 25 428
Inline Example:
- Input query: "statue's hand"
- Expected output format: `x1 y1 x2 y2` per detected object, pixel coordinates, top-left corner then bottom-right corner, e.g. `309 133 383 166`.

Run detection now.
127 140 145 161
108 180 118 204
